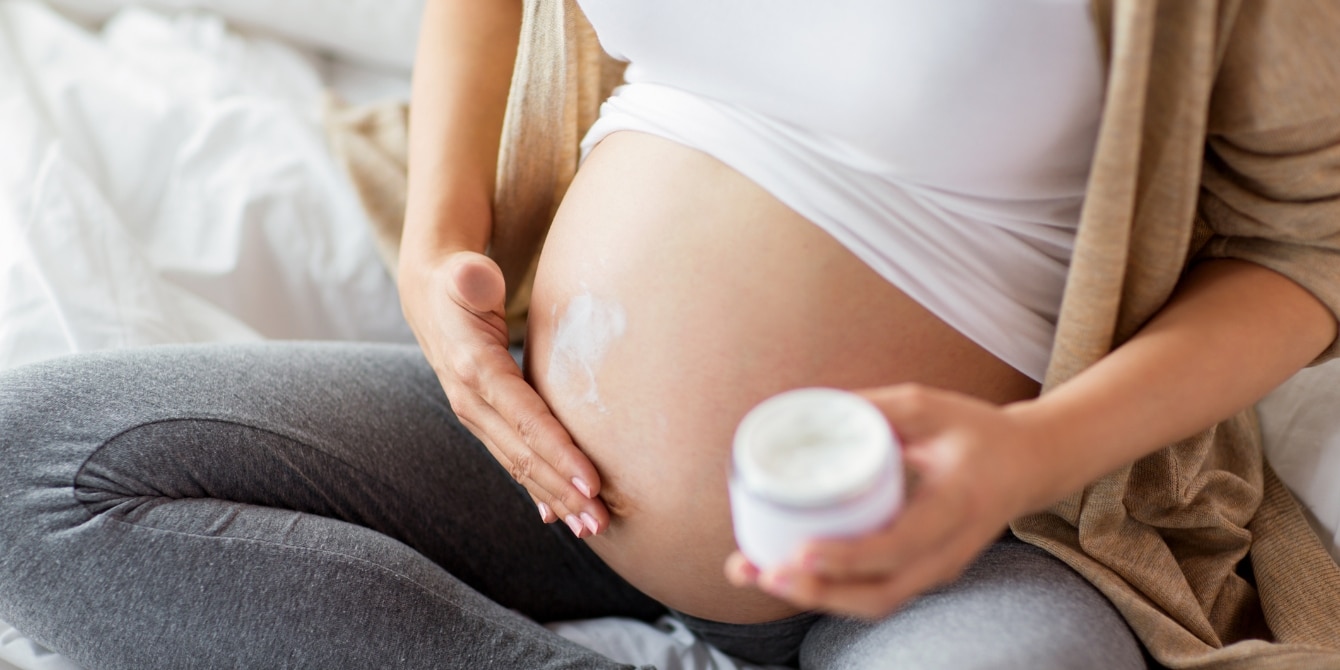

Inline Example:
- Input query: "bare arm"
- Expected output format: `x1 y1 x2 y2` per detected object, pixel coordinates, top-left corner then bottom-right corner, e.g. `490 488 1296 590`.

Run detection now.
399 0 608 538
1012 259 1336 510
399 0 520 264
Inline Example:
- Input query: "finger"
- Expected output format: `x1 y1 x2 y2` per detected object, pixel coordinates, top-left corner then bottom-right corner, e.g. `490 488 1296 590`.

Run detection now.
763 568 904 619
475 362 607 501
460 389 608 535
454 397 586 528
458 407 589 527
724 552 760 588
472 421 595 537
503 456 587 536
530 494 557 524
765 530 984 619
444 343 608 531
452 341 605 504
860 383 945 444
439 255 510 347
453 410 563 521
445 253 507 316
798 476 966 579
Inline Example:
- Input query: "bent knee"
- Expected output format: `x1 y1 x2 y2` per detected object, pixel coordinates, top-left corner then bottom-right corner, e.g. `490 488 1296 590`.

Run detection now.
0 356 145 534
801 539 1146 670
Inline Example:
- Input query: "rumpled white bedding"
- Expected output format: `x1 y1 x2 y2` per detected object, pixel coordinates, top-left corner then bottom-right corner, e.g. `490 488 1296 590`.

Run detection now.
0 2 1336 669
0 1 415 369
0 3 784 669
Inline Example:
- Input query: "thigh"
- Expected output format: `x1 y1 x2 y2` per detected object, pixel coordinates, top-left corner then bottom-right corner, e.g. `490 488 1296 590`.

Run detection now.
0 342 660 623
799 535 1146 670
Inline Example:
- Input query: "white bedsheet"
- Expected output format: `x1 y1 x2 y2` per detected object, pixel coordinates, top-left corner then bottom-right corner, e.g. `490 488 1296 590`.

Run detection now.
0 1 416 370
1258 358 1340 565
0 3 783 668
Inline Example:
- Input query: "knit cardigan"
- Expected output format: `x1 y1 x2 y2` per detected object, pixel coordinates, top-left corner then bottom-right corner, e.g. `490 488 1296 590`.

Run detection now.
327 1 1340 667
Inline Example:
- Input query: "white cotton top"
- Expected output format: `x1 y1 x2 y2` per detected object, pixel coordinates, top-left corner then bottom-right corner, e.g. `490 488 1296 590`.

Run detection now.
576 1 1105 382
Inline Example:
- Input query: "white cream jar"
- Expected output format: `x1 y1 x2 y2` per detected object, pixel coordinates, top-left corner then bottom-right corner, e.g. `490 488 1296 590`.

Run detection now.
729 388 903 569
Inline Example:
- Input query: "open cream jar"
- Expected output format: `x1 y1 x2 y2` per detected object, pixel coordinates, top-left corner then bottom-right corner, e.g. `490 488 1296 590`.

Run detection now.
729 388 904 569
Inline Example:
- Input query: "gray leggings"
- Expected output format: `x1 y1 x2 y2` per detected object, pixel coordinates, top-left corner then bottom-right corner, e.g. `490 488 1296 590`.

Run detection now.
0 343 1147 669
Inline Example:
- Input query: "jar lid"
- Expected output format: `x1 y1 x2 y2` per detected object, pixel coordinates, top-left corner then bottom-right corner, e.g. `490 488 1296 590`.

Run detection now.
732 388 896 508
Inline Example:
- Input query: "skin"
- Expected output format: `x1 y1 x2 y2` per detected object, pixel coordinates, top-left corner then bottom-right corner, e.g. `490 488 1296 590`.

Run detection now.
524 131 1037 622
726 259 1335 618
400 0 1338 623
400 0 613 530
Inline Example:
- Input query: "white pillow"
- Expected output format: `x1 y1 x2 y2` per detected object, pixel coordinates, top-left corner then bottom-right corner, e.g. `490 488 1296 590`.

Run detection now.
1257 358 1340 564
43 0 424 70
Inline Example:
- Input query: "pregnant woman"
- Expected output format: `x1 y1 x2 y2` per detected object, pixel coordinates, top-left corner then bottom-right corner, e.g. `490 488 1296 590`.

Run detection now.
521 0 1098 625
3 1 1340 669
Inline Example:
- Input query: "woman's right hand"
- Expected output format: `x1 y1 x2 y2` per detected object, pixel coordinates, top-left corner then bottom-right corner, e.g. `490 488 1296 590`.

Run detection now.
401 250 609 538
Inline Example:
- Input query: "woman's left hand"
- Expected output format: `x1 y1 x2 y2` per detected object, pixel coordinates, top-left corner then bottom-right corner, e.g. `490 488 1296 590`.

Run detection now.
724 384 1054 619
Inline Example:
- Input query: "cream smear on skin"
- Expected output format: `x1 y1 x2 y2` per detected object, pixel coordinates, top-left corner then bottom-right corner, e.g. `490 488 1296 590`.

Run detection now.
548 288 627 412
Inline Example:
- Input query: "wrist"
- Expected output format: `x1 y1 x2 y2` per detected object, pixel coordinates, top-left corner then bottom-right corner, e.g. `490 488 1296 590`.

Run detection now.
401 180 495 263
398 212 491 282
1001 398 1090 514
398 239 483 280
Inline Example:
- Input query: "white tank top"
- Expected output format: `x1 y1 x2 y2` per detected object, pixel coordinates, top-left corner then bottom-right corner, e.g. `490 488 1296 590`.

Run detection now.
576 1 1105 381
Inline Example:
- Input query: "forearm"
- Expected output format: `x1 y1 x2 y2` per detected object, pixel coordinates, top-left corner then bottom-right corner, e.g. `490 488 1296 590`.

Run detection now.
401 0 522 269
1010 259 1338 511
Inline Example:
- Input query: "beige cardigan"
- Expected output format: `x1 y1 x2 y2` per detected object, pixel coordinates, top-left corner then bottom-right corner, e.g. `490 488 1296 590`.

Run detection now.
326 1 1340 667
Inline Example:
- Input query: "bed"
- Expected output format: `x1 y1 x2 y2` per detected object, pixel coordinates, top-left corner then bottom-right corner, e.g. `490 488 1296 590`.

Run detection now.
0 2 1336 668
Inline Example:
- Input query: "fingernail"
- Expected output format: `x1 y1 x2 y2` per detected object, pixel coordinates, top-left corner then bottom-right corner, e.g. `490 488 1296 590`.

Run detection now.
572 477 593 498
739 561 760 583
537 501 551 522
564 514 585 538
762 572 792 597
800 552 823 572
580 512 600 535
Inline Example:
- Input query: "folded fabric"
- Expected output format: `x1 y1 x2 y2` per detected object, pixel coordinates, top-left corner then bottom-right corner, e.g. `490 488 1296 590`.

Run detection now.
1258 358 1340 565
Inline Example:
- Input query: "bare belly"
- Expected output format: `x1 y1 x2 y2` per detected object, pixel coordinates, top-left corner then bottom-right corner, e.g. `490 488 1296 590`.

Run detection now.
525 131 1038 623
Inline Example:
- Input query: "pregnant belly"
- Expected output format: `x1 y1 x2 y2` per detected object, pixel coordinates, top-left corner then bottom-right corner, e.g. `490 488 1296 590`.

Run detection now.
525 131 1038 623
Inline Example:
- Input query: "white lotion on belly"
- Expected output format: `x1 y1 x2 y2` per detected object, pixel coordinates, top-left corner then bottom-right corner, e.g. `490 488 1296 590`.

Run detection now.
547 289 626 412
730 388 903 569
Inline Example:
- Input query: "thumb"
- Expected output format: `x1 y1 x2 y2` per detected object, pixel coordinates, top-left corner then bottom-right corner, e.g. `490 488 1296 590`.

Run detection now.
863 384 951 445
446 252 507 316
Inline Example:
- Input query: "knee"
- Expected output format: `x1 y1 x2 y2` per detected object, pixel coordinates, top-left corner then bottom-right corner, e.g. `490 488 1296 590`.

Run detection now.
1 361 69 482
0 356 125 535
800 540 1147 670
0 359 129 627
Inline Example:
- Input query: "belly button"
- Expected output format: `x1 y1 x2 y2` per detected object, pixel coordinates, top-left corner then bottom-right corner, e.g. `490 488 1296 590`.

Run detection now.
600 486 638 520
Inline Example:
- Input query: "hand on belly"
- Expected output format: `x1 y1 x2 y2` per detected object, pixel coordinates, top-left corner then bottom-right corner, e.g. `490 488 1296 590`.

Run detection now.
524 131 1038 623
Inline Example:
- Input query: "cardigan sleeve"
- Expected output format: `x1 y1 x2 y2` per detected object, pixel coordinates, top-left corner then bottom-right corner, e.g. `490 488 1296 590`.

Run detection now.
1193 0 1340 363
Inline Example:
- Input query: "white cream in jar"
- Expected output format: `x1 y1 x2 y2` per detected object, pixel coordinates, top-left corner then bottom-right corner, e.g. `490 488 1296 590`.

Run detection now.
729 388 903 569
